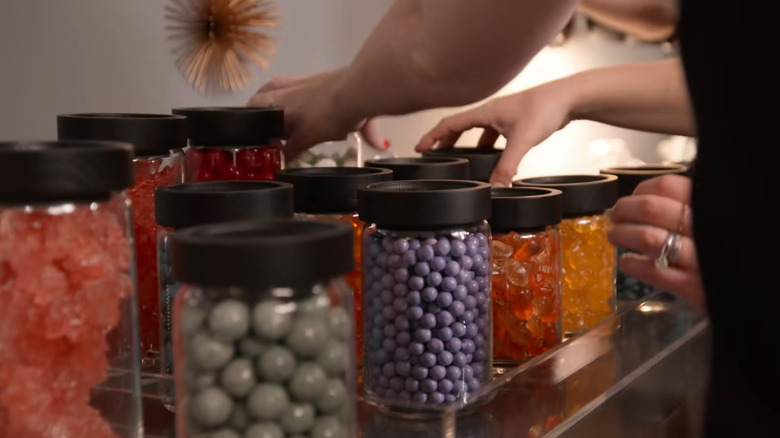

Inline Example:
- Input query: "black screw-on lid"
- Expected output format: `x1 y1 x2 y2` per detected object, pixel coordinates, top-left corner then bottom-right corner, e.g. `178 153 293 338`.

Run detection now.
364 157 470 180
275 166 393 214
420 147 503 182
512 174 619 217
0 140 134 205
171 107 284 147
57 113 188 157
358 179 491 229
155 181 294 229
600 164 688 198
490 187 563 233
171 219 354 290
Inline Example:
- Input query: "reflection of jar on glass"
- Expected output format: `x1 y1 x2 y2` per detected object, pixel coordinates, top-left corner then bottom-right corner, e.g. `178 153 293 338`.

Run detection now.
287 132 363 168
600 164 689 301
57 112 187 370
357 180 493 416
0 141 142 437
154 181 294 410
172 107 284 182
275 167 393 378
489 187 563 369
513 175 618 336
170 220 357 438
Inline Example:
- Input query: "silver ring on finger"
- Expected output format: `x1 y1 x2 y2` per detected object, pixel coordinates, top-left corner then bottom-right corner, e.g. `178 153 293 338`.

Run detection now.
654 230 682 268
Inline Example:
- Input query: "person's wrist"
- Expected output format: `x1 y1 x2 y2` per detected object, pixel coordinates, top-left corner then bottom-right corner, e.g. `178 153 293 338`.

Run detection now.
328 68 370 133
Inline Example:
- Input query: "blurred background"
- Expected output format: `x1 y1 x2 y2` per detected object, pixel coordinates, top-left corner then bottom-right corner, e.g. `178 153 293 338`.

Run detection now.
0 0 695 179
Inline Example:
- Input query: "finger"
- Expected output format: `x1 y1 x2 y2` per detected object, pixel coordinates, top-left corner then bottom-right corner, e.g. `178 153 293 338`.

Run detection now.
254 73 321 93
608 223 698 270
618 253 705 310
414 108 493 152
632 174 692 202
488 131 532 186
477 128 500 147
610 195 693 236
247 90 276 108
359 119 386 151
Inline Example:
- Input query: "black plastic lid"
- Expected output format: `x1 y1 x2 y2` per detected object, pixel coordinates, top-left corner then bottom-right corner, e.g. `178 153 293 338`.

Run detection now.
171 219 354 290
171 107 284 147
490 187 563 233
155 181 294 229
420 147 503 182
57 113 188 157
600 164 689 197
512 174 619 217
275 166 393 214
0 140 134 205
358 179 491 229
364 157 470 180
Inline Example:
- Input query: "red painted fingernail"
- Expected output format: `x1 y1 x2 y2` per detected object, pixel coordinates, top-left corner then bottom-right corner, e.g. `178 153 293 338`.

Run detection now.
383 139 391 149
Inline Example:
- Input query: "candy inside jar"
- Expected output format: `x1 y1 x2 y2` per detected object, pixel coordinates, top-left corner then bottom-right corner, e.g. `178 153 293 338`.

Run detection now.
172 107 284 182
170 220 357 437
357 179 494 417
57 112 187 371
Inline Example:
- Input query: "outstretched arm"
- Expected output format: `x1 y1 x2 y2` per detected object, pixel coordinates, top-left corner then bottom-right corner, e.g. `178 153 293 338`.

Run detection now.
579 0 678 42
415 57 694 184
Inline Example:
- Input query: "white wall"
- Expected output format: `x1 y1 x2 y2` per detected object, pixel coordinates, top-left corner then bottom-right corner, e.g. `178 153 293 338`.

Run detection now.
0 1 690 178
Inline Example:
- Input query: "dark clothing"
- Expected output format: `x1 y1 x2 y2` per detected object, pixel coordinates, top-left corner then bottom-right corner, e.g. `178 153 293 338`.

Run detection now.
679 1 779 436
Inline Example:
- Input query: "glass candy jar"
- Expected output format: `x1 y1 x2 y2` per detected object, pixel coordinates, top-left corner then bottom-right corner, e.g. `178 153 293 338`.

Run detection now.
364 156 470 180
421 146 503 182
600 164 689 300
58 112 187 370
513 175 619 336
170 220 357 438
357 180 493 416
0 141 142 437
172 107 284 182
275 166 393 378
489 187 563 369
154 181 294 409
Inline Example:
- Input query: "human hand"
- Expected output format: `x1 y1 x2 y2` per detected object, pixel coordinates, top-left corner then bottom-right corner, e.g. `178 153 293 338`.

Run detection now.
413 81 574 186
247 69 368 160
607 174 705 309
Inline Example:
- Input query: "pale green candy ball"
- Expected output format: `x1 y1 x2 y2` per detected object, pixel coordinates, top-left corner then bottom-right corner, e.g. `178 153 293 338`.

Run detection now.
257 345 296 383
315 339 347 376
209 299 250 342
311 416 342 438
189 332 234 371
220 358 256 397
246 383 289 421
285 316 328 359
252 300 293 341
288 362 327 402
279 403 316 435
315 379 348 414
244 422 285 438
188 386 233 428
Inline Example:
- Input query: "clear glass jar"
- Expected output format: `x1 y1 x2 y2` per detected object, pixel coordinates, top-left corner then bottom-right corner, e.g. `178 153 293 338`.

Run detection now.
172 107 284 182
154 181 294 410
170 220 357 438
357 180 493 417
287 132 363 168
364 156 470 180
58 113 187 371
421 146 503 182
600 164 689 301
513 175 619 337
489 187 563 369
0 140 142 437
275 167 393 381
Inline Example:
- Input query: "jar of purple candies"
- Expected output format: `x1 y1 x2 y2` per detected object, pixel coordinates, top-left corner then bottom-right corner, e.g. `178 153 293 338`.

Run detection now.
357 180 493 416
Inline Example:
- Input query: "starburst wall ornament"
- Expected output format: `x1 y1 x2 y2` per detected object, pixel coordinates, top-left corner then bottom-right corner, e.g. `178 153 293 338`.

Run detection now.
165 0 279 95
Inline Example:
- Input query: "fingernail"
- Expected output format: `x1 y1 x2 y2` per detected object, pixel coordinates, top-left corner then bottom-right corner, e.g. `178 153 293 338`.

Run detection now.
383 139 391 150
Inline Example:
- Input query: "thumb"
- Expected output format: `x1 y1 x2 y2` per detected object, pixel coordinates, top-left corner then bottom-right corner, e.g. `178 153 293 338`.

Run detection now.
359 119 386 151
488 134 533 186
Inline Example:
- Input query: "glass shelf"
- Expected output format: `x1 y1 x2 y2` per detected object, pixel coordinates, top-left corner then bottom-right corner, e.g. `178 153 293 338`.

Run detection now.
138 291 710 438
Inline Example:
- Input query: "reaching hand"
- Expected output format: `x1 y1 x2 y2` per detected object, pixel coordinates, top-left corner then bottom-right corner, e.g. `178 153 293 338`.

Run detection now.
414 81 574 186
247 69 366 161
607 174 705 310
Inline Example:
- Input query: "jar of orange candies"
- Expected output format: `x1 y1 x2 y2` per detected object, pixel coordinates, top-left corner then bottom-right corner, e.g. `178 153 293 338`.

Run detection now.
0 140 142 437
57 112 186 371
489 187 563 369
513 175 618 336
275 167 393 378
173 107 284 182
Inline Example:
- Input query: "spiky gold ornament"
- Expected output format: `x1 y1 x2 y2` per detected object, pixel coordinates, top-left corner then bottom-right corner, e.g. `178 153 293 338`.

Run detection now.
165 0 278 95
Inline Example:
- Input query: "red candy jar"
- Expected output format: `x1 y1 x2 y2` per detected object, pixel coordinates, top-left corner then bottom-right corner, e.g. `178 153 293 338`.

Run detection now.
0 140 142 438
172 107 284 182
58 113 187 371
